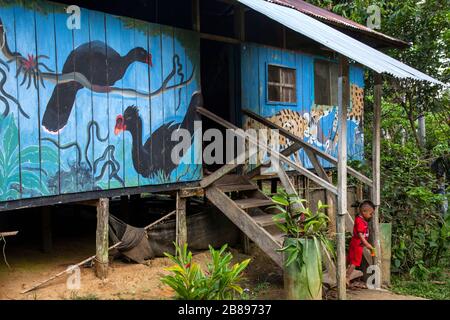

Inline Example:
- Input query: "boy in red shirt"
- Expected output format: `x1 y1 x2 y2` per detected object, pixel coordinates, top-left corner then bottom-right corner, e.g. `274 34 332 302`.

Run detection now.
346 200 376 287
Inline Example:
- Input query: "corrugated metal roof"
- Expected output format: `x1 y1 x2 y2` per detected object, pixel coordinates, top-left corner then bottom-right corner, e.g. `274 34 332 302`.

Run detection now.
271 0 410 48
238 0 445 85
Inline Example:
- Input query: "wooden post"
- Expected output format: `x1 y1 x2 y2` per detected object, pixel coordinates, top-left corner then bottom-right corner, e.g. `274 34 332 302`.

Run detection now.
372 73 383 284
41 206 52 253
326 171 336 238
192 0 200 32
95 198 109 279
336 55 349 300
271 179 277 194
176 192 187 248
257 179 263 190
234 4 245 42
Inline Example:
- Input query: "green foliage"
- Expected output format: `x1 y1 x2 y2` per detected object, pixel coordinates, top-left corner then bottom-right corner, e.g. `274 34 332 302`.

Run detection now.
391 272 450 300
270 190 335 270
308 1 450 284
161 243 250 300
361 101 450 274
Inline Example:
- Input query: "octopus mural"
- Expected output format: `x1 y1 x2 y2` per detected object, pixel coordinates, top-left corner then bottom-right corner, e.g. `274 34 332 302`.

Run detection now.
0 1 201 202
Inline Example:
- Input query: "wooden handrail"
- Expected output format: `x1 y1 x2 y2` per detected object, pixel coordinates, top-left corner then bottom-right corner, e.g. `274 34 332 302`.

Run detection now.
197 107 338 195
242 108 373 187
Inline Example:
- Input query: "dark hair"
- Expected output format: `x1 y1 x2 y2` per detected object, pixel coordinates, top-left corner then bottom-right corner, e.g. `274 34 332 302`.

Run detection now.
358 199 376 210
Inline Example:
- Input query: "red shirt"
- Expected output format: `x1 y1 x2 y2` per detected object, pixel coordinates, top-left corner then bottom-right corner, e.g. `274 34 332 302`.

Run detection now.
352 215 369 246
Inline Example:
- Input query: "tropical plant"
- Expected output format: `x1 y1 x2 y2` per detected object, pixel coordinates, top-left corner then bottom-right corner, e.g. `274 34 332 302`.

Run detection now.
161 243 250 300
271 190 335 269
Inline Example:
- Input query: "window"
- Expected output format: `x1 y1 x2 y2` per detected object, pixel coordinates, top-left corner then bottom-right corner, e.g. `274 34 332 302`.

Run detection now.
314 60 338 106
267 65 297 103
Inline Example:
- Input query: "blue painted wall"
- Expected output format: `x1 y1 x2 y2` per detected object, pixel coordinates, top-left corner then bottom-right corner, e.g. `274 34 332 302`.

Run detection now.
241 43 365 169
0 0 202 203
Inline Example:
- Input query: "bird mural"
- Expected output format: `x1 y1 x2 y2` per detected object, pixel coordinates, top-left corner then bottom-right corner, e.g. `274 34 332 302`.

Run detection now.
114 91 202 178
42 41 152 133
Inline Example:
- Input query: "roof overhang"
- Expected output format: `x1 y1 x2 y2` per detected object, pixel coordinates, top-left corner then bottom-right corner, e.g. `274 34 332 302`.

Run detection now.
271 0 410 49
238 0 445 85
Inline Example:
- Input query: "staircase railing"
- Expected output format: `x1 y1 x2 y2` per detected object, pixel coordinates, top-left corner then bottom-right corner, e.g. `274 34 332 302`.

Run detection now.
196 107 337 194
242 108 373 187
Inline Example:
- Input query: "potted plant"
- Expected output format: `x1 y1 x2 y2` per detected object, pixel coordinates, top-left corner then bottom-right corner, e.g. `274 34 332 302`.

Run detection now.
271 190 334 300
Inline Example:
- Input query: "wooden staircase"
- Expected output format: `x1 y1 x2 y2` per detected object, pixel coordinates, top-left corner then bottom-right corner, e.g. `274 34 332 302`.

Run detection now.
197 106 373 285
205 174 284 267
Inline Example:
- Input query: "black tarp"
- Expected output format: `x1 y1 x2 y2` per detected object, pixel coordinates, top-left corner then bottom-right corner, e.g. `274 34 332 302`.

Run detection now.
109 209 240 263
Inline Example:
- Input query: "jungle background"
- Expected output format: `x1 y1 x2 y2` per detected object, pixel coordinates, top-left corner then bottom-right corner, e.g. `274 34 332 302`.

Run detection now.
310 0 449 299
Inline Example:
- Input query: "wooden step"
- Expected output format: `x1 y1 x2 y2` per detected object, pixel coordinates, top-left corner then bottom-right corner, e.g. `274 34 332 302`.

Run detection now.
218 183 259 193
205 186 283 267
253 214 284 227
234 198 274 209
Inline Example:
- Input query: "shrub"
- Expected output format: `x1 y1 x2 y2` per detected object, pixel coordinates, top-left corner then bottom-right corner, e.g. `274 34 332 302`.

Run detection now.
161 243 250 300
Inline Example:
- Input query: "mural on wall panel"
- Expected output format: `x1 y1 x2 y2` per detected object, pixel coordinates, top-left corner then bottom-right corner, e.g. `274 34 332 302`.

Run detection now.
0 1 202 203
241 43 365 170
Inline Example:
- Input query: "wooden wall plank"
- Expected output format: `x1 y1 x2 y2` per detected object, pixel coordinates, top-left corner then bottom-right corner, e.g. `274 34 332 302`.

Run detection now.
173 28 189 183
186 31 202 182
161 25 175 184
35 4 59 196
14 6 40 199
148 22 163 185
53 7 77 194
135 19 151 187
105 14 125 190
302 55 314 169
88 10 109 190
73 7 94 192
0 6 21 201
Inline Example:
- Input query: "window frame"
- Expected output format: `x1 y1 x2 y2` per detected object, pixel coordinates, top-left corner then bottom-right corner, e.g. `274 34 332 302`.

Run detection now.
313 58 339 106
265 63 298 106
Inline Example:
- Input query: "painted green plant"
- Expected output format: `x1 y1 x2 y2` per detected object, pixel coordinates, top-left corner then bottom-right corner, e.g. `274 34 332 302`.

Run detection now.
0 114 57 200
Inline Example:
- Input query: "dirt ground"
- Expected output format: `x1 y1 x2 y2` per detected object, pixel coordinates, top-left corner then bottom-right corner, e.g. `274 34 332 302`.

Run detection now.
0 237 424 300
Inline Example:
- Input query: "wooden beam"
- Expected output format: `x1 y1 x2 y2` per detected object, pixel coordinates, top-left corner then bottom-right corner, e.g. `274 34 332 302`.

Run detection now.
242 109 373 186
201 163 241 188
200 33 240 44
336 55 350 300
176 192 187 248
178 187 204 198
197 107 338 195
272 160 305 211
246 142 302 179
0 180 199 213
234 3 245 42
372 72 383 284
0 231 18 237
95 198 109 279
192 0 200 32
270 179 277 194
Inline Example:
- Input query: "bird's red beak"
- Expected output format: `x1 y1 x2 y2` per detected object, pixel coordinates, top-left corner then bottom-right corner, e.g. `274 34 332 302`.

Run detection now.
146 53 153 67
114 115 126 135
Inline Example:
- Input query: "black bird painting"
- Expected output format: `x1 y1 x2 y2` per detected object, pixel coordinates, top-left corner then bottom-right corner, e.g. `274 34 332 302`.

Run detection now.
114 91 202 178
42 41 152 133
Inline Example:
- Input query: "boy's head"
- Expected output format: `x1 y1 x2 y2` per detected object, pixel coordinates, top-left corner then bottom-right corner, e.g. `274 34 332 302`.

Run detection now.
358 200 375 220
